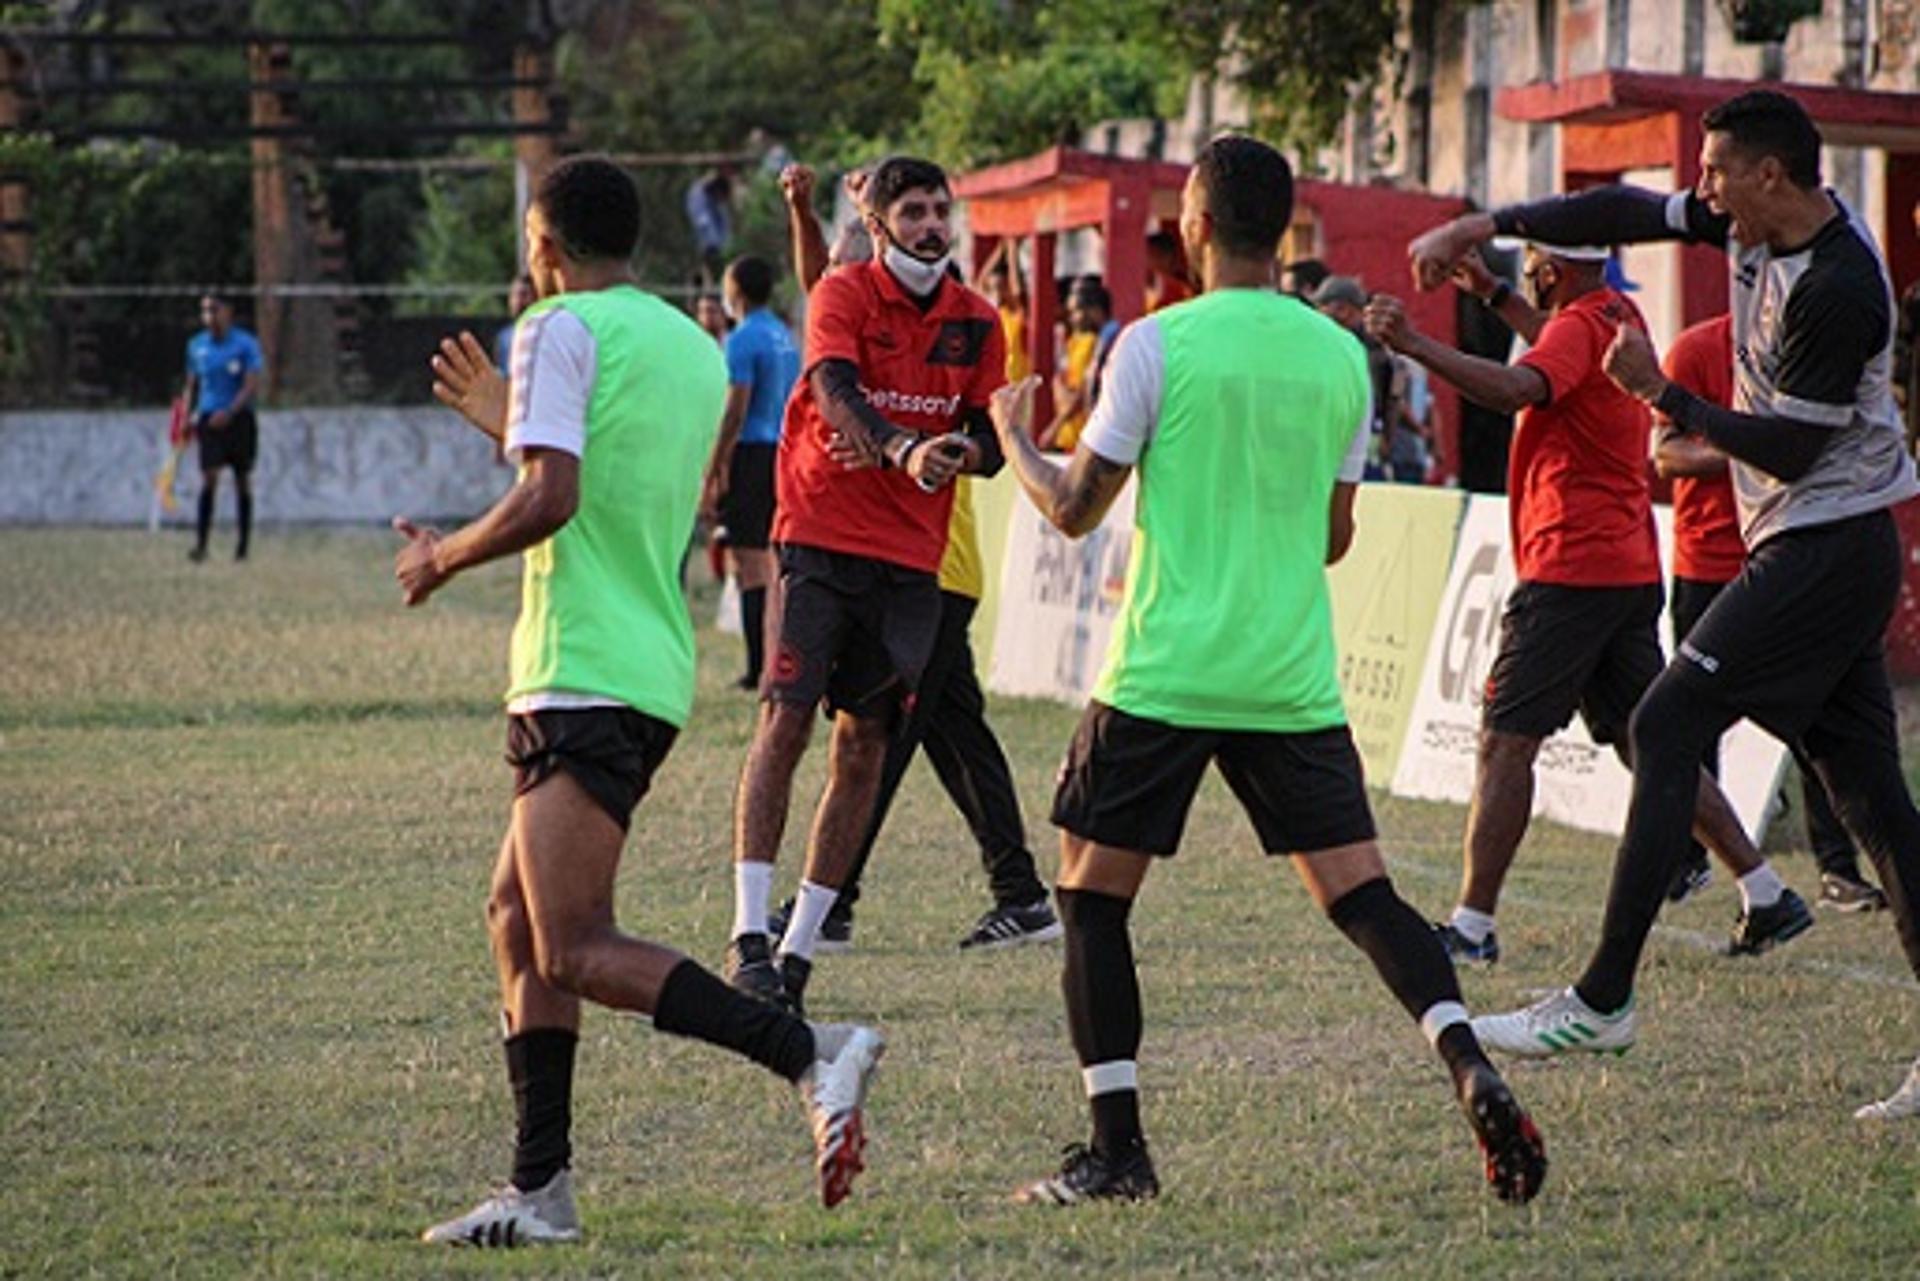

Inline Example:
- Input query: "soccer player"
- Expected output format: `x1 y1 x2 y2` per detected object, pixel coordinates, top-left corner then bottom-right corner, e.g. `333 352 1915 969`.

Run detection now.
1655 314 1885 912
1406 91 1920 1119
703 254 799 689
990 134 1546 1206
182 294 263 562
403 157 883 1246
723 155 1008 1013
762 174 1059 953
1366 240 1798 965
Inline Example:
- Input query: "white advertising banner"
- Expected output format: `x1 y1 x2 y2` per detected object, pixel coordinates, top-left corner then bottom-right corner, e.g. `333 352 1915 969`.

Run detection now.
987 480 1136 703
1389 494 1787 839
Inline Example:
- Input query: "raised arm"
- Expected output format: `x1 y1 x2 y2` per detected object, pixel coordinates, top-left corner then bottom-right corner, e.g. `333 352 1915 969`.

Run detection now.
781 164 830 294
1365 294 1548 416
1410 186 1727 291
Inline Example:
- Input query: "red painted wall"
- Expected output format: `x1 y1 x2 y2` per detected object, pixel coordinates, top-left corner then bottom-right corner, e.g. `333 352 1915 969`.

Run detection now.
1297 180 1469 480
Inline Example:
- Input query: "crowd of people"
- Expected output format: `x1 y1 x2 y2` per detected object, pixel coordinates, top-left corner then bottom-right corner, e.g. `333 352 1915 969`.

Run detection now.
375 87 1920 1248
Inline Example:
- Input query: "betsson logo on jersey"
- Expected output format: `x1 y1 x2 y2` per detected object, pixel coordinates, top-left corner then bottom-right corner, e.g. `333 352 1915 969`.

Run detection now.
860 384 962 418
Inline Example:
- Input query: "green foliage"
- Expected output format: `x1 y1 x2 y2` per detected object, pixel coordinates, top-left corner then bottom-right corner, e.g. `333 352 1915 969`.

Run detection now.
401 154 518 317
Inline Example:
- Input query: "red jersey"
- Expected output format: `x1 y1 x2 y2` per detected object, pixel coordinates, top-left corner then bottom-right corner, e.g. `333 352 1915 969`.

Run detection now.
1509 287 1661 586
1662 315 1745 583
775 259 1006 574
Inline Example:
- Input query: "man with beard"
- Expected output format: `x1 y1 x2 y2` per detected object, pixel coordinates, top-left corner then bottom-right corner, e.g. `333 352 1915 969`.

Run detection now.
722 156 1008 1014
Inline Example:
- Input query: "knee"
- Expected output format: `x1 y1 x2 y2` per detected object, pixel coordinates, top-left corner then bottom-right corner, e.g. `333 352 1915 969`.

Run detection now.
486 882 532 957
756 703 813 760
1626 677 1703 767
530 926 594 995
833 715 890 771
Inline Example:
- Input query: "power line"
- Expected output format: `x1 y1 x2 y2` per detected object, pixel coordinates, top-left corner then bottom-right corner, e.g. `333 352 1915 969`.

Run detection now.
28 281 703 300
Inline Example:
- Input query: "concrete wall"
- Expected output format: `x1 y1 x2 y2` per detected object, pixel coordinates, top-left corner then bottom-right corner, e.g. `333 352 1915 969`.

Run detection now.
0 406 511 525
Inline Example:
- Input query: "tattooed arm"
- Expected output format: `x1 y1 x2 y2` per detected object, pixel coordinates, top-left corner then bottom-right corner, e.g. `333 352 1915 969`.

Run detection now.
988 375 1132 537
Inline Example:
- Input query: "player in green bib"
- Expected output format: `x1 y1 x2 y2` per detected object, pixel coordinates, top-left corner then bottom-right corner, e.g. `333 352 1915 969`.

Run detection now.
394 157 884 1247
990 135 1546 1207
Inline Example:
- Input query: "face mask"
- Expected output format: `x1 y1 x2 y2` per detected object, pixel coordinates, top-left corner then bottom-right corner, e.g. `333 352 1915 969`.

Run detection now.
1525 267 1555 310
879 229 951 296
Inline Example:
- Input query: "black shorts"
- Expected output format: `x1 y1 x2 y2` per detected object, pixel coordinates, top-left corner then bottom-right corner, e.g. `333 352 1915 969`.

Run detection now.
1483 581 1664 744
505 707 677 832
195 407 258 474
1669 574 1733 651
1673 509 1903 744
1051 701 1377 857
763 543 941 720
720 443 777 550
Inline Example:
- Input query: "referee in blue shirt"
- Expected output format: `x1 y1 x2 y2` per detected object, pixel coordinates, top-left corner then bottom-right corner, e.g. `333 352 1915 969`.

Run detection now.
702 256 800 687
183 294 264 562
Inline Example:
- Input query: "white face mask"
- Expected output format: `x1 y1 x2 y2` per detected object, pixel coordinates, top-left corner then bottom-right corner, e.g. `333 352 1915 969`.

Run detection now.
881 239 951 296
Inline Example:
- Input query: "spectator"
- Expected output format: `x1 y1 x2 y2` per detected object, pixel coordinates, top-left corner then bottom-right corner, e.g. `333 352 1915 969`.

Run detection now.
183 293 264 562
685 165 736 289
1143 231 1194 313
694 294 732 347
1042 279 1119 452
1282 257 1330 300
974 239 1031 381
492 273 535 373
1313 276 1400 480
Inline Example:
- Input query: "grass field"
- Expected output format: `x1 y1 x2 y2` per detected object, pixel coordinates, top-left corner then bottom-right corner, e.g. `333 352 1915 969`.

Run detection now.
4 527 1919 1279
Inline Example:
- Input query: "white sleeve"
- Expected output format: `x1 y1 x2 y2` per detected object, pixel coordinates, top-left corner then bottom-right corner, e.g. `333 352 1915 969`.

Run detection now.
1663 190 1693 235
1077 318 1164 465
1337 383 1372 484
503 308 597 463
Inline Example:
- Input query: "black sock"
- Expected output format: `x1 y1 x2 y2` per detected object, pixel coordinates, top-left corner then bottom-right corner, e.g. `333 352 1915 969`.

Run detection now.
504 1027 577 1193
235 485 253 557
1327 877 1487 1083
194 486 214 551
652 958 815 1082
740 586 766 682
1057 887 1144 1158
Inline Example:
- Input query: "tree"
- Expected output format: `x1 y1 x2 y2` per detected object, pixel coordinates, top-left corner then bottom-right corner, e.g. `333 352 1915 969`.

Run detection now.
876 0 1408 166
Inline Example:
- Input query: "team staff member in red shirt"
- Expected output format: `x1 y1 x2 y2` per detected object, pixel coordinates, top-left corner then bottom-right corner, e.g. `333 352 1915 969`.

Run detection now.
1367 243 1797 965
724 156 1007 1014
1657 315 1885 912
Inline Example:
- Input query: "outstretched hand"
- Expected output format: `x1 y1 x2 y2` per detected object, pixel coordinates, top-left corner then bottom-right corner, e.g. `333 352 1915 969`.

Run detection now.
431 331 509 441
392 516 447 607
1363 295 1415 353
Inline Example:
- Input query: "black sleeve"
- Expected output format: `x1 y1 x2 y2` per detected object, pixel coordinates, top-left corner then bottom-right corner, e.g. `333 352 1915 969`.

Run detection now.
1492 184 1731 251
812 358 907 462
1772 249 1887 419
958 405 1005 477
1655 384 1827 482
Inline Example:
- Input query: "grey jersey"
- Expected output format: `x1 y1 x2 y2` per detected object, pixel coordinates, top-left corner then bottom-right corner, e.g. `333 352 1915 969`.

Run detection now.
1665 190 1918 546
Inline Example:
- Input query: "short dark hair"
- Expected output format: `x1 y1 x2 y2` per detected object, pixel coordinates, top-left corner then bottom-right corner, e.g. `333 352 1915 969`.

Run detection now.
866 155 950 215
1070 280 1111 314
535 155 641 261
1702 90 1822 188
1194 134 1294 259
1284 258 1329 294
725 255 775 306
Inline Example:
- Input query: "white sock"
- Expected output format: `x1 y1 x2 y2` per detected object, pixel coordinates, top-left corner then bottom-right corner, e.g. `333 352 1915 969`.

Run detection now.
1449 905 1496 944
1738 864 1785 912
1082 1060 1138 1097
778 879 839 962
732 860 774 940
1418 1001 1470 1046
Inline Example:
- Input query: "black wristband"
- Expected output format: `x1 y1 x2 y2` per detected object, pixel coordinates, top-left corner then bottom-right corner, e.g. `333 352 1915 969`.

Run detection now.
1655 380 1696 424
1485 282 1511 310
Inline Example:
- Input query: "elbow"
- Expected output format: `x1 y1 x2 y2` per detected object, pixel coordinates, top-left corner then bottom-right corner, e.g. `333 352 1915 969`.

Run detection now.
527 481 579 538
1326 522 1356 565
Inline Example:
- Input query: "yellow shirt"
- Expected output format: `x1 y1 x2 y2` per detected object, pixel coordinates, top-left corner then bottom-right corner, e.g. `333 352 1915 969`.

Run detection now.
1000 306 1030 382
936 476 983 598
1052 330 1098 452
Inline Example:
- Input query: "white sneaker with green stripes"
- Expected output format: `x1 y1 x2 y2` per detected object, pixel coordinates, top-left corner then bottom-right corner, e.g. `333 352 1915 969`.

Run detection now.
1471 987 1637 1059
1853 1055 1920 1121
